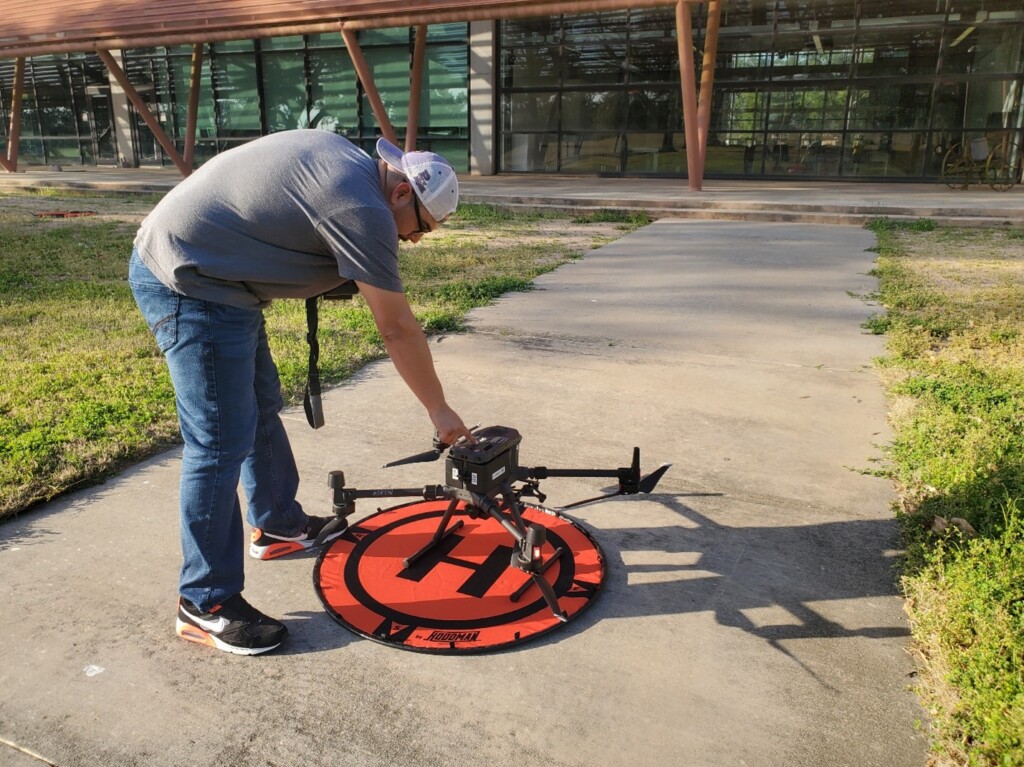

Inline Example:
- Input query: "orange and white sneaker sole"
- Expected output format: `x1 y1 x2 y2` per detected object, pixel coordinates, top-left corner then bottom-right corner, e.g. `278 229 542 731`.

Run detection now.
248 528 309 561
175 619 280 656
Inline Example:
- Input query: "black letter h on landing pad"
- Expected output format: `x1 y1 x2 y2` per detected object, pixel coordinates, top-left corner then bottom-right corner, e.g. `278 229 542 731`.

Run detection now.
398 533 515 598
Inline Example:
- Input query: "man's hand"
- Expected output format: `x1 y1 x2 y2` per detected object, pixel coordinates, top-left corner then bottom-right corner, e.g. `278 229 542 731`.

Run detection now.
430 404 475 446
357 282 473 446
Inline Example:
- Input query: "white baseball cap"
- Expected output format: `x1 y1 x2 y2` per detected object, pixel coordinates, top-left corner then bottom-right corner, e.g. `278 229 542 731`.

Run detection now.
376 137 459 223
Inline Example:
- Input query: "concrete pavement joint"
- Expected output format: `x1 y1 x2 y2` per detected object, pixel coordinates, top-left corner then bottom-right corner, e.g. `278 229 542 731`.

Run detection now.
0 736 59 767
468 326 882 374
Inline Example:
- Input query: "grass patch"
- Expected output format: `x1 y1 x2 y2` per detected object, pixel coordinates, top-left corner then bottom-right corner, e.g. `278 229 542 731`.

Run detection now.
571 209 652 227
865 217 1024 766
0 199 629 517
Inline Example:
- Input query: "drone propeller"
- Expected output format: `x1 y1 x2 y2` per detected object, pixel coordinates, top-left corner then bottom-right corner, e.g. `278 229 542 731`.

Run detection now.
381 426 482 469
561 448 672 509
381 447 445 468
382 433 449 468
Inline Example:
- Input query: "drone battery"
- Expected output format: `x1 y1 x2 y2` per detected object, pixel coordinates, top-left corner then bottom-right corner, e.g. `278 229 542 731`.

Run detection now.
446 426 522 494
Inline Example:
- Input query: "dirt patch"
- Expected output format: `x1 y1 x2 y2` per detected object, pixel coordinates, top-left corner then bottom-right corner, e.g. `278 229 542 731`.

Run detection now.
898 228 1024 293
0 192 157 226
436 221 622 254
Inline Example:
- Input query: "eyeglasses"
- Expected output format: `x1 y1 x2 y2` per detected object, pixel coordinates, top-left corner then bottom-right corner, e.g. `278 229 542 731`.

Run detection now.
411 195 432 236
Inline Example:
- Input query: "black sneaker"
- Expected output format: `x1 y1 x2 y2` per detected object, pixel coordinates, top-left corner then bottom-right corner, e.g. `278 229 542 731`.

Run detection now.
249 516 347 560
176 594 287 655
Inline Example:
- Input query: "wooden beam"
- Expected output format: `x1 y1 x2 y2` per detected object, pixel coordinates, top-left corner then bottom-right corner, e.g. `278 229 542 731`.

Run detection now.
97 49 189 175
406 25 428 151
340 27 398 146
342 0 705 31
676 1 702 190
696 0 720 170
0 57 25 173
0 1 707 58
182 43 204 174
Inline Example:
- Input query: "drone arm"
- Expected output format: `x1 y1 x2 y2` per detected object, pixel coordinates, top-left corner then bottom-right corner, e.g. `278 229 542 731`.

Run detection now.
329 472 452 517
525 467 621 480
336 485 451 503
524 448 670 505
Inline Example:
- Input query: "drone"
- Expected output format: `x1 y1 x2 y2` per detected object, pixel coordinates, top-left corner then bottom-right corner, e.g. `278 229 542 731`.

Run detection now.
314 425 670 622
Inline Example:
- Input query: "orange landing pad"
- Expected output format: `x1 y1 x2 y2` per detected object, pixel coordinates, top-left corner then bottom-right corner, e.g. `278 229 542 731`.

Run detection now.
313 500 605 653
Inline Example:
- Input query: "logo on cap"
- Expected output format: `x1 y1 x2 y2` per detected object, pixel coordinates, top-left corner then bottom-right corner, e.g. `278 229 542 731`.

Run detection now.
412 169 432 195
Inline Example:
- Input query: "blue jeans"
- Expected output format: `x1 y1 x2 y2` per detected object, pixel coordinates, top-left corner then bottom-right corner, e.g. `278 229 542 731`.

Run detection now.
128 250 307 610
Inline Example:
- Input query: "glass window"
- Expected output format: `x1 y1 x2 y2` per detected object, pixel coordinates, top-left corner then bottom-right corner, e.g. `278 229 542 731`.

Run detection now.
786 132 844 176
942 23 1024 75
704 138 748 174
213 40 254 54
855 27 942 76
364 48 411 131
308 48 358 135
625 132 685 173
559 132 620 172
166 53 217 140
502 45 560 88
630 38 681 84
562 91 625 132
629 8 676 38
211 54 260 138
563 12 629 43
503 92 558 132
964 77 1021 133
361 28 409 46
45 138 83 160
30 59 78 137
0 61 12 140
261 51 306 132
502 18 560 46
767 87 848 133
769 32 857 82
262 35 305 51
858 1 947 24
625 89 680 132
716 50 773 84
307 33 341 49
502 132 558 171
421 44 468 131
847 84 932 130
717 89 770 138
428 23 467 43
418 138 468 171
563 43 627 85
931 82 967 133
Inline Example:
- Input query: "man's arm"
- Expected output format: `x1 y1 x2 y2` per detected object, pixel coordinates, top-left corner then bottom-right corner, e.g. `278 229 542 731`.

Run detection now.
356 281 473 445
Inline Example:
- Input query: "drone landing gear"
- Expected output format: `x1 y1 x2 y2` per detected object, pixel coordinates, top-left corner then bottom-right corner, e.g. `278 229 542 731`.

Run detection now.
403 497 463 569
405 489 568 622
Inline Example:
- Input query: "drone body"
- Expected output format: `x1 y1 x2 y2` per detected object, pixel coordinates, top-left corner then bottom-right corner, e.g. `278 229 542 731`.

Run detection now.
445 425 522 495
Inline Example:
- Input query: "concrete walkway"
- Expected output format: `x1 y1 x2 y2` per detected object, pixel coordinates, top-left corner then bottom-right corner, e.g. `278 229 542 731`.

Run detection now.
0 210 929 765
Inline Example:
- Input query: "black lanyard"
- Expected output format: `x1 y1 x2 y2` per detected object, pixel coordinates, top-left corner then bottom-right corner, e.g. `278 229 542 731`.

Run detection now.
303 296 324 429
303 281 359 429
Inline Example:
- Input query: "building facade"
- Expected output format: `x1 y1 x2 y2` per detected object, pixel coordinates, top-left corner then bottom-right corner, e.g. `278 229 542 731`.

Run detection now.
1 1 1022 182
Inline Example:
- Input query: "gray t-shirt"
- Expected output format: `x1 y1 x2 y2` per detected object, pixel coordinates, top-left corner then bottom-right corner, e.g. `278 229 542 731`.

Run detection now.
134 131 402 308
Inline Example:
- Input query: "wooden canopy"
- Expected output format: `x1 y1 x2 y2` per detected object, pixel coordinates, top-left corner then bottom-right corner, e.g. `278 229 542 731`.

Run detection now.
0 0 720 189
